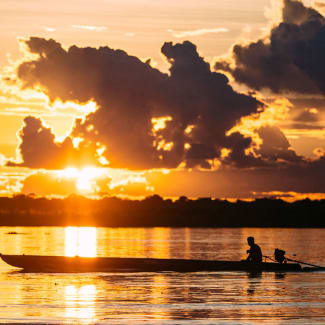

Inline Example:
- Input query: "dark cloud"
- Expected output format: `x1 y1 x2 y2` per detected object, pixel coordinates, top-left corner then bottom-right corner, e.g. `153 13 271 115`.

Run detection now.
223 132 265 168
146 159 325 198
7 116 98 169
215 0 325 95
278 97 325 129
16 37 263 170
286 123 324 130
257 125 302 163
289 97 325 111
294 109 319 122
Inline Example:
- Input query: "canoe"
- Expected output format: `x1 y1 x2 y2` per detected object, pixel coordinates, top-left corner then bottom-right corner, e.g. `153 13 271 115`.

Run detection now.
0 254 303 273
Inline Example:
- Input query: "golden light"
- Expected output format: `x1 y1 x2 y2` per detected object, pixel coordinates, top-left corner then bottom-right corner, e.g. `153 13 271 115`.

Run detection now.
151 116 172 133
309 108 319 114
98 156 109 165
96 146 106 156
108 174 147 190
72 137 84 148
226 98 292 150
58 167 80 179
96 146 109 166
65 284 97 322
50 100 98 116
221 148 231 158
184 124 195 135
157 140 174 151
253 191 325 202
57 166 107 193
65 227 97 257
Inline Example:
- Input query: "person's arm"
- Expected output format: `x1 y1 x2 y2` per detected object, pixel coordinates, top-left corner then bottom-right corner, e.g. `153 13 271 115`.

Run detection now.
246 249 252 261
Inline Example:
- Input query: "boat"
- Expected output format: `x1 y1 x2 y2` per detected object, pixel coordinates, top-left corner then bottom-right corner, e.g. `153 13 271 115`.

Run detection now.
0 254 306 273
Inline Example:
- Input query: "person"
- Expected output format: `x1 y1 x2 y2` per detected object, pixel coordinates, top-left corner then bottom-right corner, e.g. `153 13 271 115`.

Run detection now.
246 236 262 263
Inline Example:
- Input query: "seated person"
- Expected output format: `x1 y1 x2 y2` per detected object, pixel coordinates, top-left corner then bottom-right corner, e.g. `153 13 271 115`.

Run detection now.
246 236 262 263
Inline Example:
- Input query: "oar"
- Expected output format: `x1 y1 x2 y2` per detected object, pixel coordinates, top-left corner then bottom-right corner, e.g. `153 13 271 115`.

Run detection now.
286 257 325 269
264 254 325 270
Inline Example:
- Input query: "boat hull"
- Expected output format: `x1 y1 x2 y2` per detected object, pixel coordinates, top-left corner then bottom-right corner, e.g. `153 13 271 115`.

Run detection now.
0 254 302 273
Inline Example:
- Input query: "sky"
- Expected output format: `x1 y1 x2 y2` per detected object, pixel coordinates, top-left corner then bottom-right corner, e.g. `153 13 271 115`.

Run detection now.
0 0 325 200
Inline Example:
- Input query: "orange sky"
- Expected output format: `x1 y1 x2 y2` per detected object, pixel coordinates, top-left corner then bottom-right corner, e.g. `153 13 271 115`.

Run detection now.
0 0 325 200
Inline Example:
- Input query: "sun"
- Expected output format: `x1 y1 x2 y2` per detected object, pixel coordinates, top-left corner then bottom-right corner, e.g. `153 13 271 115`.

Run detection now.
57 167 105 193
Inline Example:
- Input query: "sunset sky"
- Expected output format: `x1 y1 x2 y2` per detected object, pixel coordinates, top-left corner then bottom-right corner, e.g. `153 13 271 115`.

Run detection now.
0 0 325 200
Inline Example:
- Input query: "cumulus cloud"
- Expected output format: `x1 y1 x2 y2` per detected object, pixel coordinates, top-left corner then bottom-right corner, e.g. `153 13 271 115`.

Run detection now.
7 116 99 169
257 125 302 163
15 37 263 170
215 0 325 95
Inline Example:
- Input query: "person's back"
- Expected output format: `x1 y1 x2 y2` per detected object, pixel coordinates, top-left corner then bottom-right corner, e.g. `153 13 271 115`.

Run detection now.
246 237 262 263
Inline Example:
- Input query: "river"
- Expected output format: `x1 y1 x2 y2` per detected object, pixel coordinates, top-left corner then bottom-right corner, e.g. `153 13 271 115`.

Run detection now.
0 227 324 324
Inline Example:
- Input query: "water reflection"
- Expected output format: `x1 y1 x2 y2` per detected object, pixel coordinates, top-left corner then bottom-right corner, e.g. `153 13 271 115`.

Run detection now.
65 227 97 257
149 274 169 320
65 284 97 322
0 227 325 324
150 227 171 259
246 272 262 295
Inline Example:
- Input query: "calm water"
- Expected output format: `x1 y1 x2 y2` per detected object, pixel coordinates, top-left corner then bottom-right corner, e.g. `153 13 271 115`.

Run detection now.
0 227 324 324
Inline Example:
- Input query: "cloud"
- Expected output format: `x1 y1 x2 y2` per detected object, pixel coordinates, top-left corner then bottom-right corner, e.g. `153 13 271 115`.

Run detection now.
20 169 155 198
215 0 325 95
21 171 78 196
0 167 30 196
43 27 56 32
168 27 229 38
145 157 325 198
15 37 263 170
72 25 108 32
286 122 324 130
7 116 99 169
257 125 302 163
294 108 319 122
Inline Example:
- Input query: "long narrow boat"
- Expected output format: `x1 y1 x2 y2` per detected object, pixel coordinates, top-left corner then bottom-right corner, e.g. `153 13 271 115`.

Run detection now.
0 254 304 273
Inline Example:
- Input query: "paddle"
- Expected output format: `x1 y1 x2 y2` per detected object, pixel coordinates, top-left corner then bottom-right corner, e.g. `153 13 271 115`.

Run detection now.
285 257 325 270
263 254 325 270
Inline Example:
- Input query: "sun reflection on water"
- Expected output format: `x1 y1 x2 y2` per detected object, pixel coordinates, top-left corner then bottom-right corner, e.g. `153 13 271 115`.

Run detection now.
65 227 97 257
65 284 97 322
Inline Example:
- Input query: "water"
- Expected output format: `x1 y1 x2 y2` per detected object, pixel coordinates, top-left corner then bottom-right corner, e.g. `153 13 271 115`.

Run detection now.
0 227 324 324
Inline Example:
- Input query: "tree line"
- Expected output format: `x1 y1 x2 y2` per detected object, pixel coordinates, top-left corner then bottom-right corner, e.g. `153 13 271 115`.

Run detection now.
0 194 324 227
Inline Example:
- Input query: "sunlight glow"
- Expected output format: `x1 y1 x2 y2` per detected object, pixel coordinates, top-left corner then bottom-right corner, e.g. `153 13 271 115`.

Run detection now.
50 100 98 116
108 174 147 190
72 137 84 148
65 227 97 257
57 167 106 193
227 98 292 150
65 284 97 322
185 125 195 135
152 116 172 133
157 140 174 151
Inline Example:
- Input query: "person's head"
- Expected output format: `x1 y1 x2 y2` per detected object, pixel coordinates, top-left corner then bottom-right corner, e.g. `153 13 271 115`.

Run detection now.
247 236 255 246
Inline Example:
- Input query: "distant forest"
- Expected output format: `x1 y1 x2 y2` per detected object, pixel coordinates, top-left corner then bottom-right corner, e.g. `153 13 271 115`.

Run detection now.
0 194 324 227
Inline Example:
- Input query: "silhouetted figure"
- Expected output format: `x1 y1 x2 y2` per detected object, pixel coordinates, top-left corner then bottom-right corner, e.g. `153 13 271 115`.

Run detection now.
246 236 262 263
